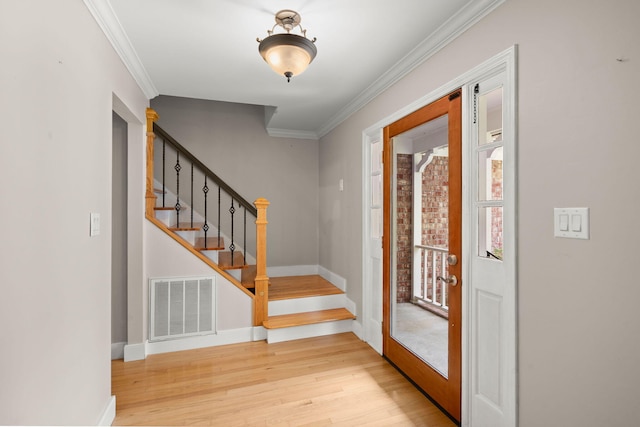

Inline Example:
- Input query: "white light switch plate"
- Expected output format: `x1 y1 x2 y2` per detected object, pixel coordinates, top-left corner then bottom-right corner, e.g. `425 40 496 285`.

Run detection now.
90 212 100 236
554 208 589 239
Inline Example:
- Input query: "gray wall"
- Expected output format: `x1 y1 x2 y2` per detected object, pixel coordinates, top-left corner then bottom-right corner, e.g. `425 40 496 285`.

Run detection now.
112 112 128 348
319 0 640 425
151 96 320 268
0 0 148 424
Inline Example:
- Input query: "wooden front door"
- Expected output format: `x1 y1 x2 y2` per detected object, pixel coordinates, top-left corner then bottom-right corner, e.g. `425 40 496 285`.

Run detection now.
383 90 462 421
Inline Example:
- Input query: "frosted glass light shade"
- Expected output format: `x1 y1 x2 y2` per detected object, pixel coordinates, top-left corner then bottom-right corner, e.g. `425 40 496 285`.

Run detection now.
259 33 317 80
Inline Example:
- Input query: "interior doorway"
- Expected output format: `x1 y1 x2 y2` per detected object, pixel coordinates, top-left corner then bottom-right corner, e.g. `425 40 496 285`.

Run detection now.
111 111 128 360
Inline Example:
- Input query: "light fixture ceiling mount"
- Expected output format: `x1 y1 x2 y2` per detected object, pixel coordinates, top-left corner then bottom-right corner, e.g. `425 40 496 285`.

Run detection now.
257 9 317 82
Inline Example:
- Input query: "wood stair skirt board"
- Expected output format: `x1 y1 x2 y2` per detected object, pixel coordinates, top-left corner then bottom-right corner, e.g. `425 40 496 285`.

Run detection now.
263 308 356 344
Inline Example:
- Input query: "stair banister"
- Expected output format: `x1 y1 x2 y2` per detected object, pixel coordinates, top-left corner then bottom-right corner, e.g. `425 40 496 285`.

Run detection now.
253 198 270 326
145 108 159 217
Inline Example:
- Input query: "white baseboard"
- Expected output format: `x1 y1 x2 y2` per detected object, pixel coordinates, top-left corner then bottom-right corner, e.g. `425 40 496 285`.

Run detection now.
252 326 267 341
351 320 364 341
145 327 259 356
123 342 146 362
97 395 116 426
318 266 346 291
111 341 126 360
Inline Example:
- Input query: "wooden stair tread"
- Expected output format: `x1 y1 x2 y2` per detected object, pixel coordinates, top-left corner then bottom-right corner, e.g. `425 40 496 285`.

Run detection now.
218 251 248 270
169 222 203 231
154 206 174 211
263 308 355 329
268 275 344 301
194 237 224 251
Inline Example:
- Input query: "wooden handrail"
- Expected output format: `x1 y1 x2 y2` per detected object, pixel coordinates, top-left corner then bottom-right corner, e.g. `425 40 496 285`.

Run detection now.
153 123 257 217
253 198 270 326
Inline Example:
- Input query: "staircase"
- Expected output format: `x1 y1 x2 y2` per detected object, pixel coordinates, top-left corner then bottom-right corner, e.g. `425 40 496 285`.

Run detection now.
144 108 355 343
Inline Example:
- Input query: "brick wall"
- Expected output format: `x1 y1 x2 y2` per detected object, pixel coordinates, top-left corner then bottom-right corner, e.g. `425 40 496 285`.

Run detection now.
396 154 413 303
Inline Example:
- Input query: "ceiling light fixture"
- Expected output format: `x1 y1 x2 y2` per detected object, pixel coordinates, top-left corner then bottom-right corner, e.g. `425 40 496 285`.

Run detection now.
257 10 317 83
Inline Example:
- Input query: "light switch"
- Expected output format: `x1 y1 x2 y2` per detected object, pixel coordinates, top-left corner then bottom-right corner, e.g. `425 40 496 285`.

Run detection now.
559 214 569 231
571 214 581 232
554 208 589 239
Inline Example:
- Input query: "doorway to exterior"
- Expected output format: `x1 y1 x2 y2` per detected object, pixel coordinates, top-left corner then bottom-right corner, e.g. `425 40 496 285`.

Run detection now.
383 90 462 421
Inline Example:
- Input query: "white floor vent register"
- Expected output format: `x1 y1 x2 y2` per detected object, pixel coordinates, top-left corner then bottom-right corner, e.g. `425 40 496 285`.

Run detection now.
149 276 215 342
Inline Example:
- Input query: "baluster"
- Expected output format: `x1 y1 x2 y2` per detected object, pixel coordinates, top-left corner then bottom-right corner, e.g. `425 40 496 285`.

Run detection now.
190 162 194 228
243 206 247 265
217 186 221 246
431 250 436 304
162 139 166 207
422 249 427 301
202 176 209 249
175 152 181 225
229 198 236 266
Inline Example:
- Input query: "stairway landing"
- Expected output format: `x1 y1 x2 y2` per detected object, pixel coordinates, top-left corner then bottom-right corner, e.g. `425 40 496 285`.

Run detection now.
268 274 344 300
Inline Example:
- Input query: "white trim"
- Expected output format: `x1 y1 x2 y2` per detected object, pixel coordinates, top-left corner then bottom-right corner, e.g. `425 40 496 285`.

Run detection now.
97 396 116 426
266 127 319 141
362 129 384 355
269 294 347 316
266 320 354 344
111 341 126 360
83 0 158 99
318 266 346 292
146 327 257 355
351 319 364 341
317 0 506 138
123 342 146 361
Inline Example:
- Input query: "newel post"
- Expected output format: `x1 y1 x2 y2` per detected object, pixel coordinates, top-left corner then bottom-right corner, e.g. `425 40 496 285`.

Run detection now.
145 108 159 217
253 198 270 326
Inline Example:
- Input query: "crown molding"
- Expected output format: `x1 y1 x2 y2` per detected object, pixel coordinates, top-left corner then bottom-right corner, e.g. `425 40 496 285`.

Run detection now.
266 127 319 141
316 0 506 139
84 0 158 99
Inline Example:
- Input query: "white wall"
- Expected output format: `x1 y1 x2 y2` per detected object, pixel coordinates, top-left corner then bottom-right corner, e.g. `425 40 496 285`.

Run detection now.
319 0 640 425
0 0 148 424
151 96 320 268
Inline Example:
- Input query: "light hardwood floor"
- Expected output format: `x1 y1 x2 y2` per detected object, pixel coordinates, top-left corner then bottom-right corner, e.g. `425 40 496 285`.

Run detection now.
112 332 456 426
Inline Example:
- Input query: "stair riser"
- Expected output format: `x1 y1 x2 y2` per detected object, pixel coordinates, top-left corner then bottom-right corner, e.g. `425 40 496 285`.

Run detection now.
175 230 198 246
201 250 219 263
226 269 242 282
155 210 175 227
266 319 353 344
268 294 347 316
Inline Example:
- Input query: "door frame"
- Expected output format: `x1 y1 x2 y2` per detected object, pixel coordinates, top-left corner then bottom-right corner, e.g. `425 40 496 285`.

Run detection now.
361 45 517 425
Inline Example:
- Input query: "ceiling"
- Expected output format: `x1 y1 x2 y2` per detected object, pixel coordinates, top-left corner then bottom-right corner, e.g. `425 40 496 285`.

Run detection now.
87 0 503 139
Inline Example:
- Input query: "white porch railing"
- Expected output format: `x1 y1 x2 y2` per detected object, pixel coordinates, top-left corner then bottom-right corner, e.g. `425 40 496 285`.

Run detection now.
413 244 449 311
